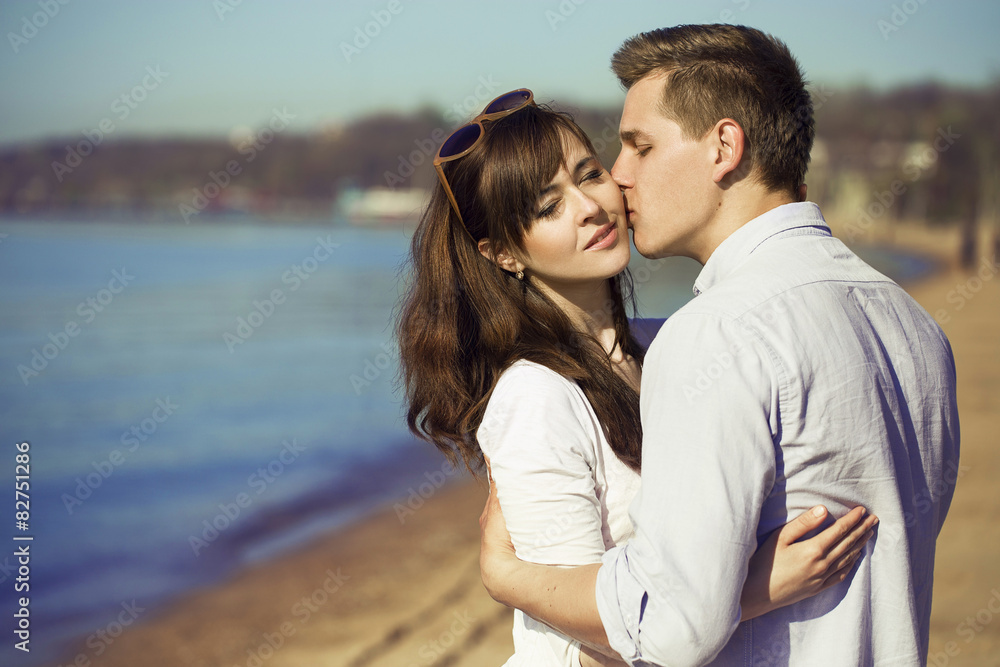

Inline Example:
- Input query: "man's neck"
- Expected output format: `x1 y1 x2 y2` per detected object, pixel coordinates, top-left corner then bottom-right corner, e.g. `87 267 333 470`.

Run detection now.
690 189 797 265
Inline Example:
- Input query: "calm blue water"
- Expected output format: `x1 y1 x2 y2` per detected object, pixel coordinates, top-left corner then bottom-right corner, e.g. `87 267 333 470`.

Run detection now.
0 215 936 665
0 215 449 665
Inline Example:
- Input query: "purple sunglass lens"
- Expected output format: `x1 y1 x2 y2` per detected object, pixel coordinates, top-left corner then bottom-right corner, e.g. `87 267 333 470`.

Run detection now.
438 123 483 159
484 90 531 114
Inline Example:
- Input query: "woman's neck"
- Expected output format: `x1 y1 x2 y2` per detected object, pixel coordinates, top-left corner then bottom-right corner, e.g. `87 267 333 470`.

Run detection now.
531 275 641 393
531 277 620 356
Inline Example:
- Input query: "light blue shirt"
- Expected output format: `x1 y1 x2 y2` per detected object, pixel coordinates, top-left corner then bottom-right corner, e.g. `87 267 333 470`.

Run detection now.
596 202 961 666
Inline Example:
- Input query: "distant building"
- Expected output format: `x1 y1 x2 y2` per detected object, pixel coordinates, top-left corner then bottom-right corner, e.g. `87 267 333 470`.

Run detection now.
337 187 428 225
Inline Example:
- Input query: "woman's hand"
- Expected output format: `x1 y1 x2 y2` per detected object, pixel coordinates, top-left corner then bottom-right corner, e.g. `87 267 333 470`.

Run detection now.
741 505 878 620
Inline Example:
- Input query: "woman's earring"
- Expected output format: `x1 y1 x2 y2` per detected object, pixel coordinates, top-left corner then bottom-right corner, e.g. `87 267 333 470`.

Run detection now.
516 270 524 280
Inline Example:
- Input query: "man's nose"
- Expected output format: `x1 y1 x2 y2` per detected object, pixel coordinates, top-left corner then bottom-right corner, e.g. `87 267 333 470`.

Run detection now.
611 152 632 189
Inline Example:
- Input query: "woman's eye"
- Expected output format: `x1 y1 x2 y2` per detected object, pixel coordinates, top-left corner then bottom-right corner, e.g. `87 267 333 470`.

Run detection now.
537 200 561 219
582 169 604 183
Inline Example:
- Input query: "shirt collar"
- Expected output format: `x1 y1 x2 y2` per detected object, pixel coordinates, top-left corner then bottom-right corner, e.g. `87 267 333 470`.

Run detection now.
692 202 831 296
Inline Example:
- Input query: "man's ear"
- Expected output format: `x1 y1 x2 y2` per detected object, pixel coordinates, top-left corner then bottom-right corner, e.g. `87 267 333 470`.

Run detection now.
478 238 523 274
798 183 808 202
711 118 746 184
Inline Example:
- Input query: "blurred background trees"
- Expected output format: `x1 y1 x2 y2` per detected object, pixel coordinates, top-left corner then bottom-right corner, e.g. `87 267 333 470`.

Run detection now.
1 81 997 228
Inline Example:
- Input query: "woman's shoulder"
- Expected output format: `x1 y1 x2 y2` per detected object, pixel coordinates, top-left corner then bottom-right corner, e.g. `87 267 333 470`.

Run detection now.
494 359 575 392
480 360 598 447
493 359 604 412
476 360 602 468
488 360 587 415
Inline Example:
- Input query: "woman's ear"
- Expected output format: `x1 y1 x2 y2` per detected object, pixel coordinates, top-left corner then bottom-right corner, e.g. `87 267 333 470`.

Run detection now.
478 239 524 275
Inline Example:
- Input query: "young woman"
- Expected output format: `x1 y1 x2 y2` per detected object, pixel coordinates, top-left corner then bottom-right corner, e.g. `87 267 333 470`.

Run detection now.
397 90 874 667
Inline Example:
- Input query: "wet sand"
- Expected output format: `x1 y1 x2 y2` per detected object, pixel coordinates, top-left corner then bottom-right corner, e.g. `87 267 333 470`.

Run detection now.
47 220 1000 666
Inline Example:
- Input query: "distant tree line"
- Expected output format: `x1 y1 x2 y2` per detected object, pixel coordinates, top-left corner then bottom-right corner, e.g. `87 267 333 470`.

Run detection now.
0 82 996 223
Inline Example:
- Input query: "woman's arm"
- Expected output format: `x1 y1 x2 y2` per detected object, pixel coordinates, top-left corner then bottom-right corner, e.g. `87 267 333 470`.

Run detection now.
480 472 878 651
478 365 609 566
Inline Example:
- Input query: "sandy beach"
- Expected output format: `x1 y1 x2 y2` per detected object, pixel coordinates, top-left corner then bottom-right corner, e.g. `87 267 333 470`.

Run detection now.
47 220 1000 667
889 226 1000 667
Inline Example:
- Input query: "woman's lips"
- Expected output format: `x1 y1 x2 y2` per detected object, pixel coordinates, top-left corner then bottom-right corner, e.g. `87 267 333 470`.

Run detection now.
585 223 618 250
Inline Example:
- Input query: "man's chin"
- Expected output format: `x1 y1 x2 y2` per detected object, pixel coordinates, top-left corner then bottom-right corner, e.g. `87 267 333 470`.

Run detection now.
631 234 670 260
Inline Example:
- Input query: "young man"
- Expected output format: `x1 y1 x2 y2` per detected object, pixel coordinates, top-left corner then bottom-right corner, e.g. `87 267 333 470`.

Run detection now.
479 24 960 665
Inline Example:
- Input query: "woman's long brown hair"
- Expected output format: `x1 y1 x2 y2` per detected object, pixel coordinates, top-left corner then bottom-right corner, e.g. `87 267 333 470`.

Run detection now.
396 104 644 476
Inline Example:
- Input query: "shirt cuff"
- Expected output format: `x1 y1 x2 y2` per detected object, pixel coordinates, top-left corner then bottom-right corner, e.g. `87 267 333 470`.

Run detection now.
595 545 647 665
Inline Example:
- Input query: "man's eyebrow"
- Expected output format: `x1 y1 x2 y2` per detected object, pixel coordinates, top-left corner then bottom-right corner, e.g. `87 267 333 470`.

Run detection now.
619 129 647 143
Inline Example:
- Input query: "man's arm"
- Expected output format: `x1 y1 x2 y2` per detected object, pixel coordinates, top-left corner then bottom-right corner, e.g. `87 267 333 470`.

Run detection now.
481 314 773 665
477 362 625 661
599 314 778 664
478 472 610 651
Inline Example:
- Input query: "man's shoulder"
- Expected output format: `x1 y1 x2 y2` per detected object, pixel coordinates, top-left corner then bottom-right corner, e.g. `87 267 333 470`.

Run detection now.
696 234 898 317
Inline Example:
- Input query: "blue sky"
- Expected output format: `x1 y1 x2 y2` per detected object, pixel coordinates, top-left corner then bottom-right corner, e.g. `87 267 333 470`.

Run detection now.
1 0 998 146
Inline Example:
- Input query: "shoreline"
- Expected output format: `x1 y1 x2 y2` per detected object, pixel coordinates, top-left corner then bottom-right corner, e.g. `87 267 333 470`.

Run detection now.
45 476 509 667
44 219 1000 666
30 436 463 667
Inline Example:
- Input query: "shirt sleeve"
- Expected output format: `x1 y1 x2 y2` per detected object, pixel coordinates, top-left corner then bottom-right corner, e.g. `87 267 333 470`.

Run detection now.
595 313 779 666
478 362 608 566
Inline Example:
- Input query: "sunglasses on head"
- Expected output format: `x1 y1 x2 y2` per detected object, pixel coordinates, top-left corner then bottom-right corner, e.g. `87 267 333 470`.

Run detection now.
433 88 536 232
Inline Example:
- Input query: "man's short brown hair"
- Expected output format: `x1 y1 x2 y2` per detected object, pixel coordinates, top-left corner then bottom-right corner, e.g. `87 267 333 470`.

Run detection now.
612 24 814 196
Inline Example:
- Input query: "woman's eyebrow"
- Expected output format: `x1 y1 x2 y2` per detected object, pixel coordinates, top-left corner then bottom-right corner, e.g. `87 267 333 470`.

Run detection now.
572 156 596 176
538 156 596 197
539 182 559 197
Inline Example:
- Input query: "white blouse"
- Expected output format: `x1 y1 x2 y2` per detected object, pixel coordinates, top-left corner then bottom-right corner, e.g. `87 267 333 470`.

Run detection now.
477 359 642 667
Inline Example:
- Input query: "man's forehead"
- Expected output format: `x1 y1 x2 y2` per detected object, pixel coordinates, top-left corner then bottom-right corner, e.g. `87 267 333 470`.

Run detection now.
620 76 667 129
618 99 659 142
620 76 691 142
625 72 669 106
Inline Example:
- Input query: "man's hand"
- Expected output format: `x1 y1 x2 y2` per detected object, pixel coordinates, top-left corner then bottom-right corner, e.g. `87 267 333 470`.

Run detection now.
580 645 629 666
478 456 522 605
478 457 614 654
